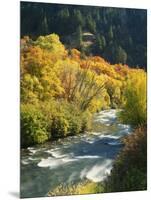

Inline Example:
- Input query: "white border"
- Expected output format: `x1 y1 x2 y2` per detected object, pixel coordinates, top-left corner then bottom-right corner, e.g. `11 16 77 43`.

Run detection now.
0 0 151 200
18 0 151 9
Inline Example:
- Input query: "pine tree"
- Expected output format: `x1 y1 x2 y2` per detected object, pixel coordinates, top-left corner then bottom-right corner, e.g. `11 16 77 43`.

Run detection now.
41 14 49 35
115 46 127 64
76 26 82 48
108 25 114 40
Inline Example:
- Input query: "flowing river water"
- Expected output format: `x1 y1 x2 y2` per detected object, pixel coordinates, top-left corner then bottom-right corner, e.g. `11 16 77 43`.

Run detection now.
20 109 131 198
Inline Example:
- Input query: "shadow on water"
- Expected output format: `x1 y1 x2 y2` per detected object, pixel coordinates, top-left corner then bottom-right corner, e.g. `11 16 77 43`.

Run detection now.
67 138 123 160
20 109 131 198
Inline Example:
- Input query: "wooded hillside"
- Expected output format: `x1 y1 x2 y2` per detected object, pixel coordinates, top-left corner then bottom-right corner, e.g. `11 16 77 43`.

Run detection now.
21 2 147 69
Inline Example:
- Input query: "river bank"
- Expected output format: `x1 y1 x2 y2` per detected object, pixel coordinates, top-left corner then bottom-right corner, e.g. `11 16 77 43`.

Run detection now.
21 109 131 198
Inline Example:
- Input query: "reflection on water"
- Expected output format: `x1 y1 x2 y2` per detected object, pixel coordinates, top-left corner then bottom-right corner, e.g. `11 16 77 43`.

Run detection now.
20 109 131 198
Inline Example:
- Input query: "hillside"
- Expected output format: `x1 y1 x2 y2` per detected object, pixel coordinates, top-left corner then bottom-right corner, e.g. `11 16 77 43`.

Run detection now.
21 2 147 69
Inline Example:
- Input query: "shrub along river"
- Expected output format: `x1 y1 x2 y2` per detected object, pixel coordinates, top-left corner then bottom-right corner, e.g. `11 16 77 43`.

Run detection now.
20 109 131 198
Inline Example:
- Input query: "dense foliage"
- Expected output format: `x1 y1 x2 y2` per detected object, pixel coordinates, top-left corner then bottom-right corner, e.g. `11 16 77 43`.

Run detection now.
104 126 147 192
21 34 147 196
21 104 49 147
21 34 108 147
20 2 147 195
21 2 147 69
103 68 147 192
21 33 146 151
119 70 147 126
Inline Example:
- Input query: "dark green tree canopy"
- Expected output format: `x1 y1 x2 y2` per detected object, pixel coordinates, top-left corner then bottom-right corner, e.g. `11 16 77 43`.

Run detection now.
21 2 147 69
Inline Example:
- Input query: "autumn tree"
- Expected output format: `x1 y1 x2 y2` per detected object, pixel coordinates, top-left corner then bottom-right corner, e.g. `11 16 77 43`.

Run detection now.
119 70 147 126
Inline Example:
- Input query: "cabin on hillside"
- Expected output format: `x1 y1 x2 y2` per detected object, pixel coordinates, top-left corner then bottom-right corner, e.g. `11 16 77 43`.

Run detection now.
82 32 95 42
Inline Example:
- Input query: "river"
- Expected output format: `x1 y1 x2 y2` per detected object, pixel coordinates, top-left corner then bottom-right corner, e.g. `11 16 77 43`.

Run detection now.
20 109 131 198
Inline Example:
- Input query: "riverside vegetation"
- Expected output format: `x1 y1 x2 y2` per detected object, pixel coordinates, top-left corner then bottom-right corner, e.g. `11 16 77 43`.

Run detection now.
21 33 147 194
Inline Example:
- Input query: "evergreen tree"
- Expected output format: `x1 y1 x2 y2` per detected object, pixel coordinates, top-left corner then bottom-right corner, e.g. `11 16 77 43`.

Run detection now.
115 46 127 64
76 26 82 48
108 25 114 40
59 8 70 19
95 34 106 54
41 14 49 35
101 35 106 48
21 2 147 69
86 14 96 33
73 9 84 27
